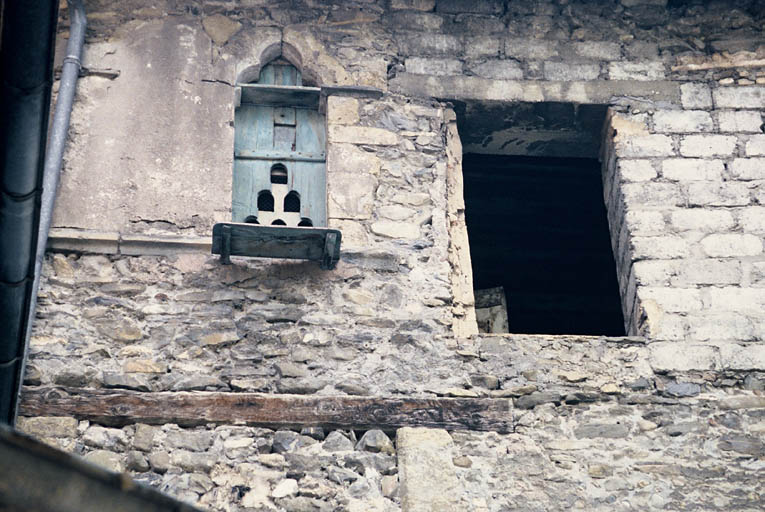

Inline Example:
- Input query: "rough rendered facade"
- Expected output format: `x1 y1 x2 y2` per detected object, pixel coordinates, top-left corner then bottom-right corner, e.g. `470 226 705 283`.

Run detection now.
15 0 765 510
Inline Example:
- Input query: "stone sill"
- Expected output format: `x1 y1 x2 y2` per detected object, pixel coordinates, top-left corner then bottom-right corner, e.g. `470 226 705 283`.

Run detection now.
47 228 210 256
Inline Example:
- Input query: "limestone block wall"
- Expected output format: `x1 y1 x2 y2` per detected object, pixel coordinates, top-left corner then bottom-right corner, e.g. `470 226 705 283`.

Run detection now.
604 89 765 341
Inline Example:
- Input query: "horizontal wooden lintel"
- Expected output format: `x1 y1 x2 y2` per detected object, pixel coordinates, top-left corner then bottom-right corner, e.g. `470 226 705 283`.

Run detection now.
19 388 514 433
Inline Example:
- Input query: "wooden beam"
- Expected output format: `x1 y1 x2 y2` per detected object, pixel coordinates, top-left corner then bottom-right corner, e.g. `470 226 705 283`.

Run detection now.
19 388 514 433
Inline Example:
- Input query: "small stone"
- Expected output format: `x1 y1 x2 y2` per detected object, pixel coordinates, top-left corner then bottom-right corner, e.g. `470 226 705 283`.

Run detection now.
97 321 143 342
452 456 472 468
51 254 75 277
515 391 562 409
272 478 299 498
665 422 702 437
83 426 128 450
637 419 658 432
327 466 360 485
664 382 701 397
470 374 500 390
490 384 537 398
17 416 78 438
126 450 150 472
170 449 216 472
627 377 652 390
719 396 765 409
165 430 213 452
84 450 123 472
381 475 399 498
122 359 167 373
370 220 420 239
574 423 629 439
600 383 620 394
258 453 286 468
588 464 613 478
276 378 326 394
355 430 395 455
272 430 301 453
103 372 151 391
100 282 146 296
323 431 355 452
201 331 239 346
718 435 764 456
149 451 170 474
559 371 588 383
275 362 308 378
442 387 480 398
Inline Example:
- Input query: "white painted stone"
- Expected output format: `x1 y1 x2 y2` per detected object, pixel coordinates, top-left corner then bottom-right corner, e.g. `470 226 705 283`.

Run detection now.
688 314 755 341
661 159 723 180
713 86 765 108
625 210 666 235
718 111 763 133
631 236 689 259
746 135 765 156
679 135 737 157
397 428 460 512
740 207 765 231
653 110 713 133
622 182 683 206
616 135 674 157
680 83 712 109
700 234 762 257
687 182 750 207
618 159 656 181
638 287 702 312
673 259 741 286
729 158 765 180
703 287 765 313
669 209 734 231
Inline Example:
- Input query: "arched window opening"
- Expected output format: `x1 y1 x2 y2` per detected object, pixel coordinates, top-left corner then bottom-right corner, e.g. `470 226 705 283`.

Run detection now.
244 215 259 224
257 191 274 212
272 219 286 226
270 164 288 185
284 191 300 213
298 218 313 227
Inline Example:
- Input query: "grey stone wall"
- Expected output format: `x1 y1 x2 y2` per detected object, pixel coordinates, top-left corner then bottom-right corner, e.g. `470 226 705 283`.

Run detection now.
17 0 765 510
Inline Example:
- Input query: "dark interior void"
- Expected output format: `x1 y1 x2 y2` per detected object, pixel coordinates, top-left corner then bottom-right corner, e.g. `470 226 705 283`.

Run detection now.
464 154 625 336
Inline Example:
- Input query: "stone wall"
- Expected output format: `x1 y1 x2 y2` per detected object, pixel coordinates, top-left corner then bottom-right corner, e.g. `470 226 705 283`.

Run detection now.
16 0 765 510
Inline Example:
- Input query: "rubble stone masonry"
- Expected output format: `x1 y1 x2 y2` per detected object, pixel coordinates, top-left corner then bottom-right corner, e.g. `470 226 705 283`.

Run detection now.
16 0 765 510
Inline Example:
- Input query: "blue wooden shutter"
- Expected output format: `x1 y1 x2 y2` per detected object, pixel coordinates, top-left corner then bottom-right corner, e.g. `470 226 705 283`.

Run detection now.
232 63 326 227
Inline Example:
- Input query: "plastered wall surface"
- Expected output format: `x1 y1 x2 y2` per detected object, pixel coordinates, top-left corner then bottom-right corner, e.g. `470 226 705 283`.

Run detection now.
17 0 765 510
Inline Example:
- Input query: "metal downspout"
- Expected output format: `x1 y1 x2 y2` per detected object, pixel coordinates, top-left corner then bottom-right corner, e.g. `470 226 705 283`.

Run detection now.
0 0 59 425
14 0 87 425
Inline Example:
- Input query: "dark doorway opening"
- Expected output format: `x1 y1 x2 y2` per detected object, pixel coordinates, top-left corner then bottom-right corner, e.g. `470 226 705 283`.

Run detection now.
463 154 625 335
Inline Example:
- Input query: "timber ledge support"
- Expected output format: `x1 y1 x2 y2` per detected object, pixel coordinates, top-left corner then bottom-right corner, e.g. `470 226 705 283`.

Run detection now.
19 387 515 433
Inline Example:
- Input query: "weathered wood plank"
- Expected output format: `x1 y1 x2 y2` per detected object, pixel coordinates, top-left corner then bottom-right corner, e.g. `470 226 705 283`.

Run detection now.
19 388 514 433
